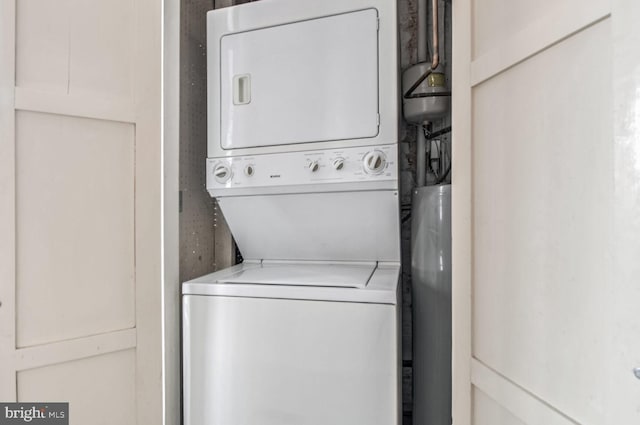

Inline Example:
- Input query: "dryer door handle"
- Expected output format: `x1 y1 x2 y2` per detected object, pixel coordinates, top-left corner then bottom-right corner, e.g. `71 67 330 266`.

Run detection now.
233 74 251 105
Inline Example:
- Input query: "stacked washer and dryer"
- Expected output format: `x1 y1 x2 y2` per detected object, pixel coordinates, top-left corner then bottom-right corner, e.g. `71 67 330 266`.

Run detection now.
183 1 401 424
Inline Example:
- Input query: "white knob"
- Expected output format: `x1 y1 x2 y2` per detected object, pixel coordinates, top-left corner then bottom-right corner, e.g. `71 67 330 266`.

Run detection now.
363 150 386 174
244 164 255 177
213 164 231 183
333 157 345 170
307 160 319 172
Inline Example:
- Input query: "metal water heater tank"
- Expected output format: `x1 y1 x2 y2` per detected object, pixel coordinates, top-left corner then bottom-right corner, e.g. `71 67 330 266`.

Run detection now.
412 184 452 425
402 63 449 125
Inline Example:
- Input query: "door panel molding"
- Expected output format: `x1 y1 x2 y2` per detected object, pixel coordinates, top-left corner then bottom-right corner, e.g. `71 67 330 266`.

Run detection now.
15 88 135 123
161 0 181 421
473 388 527 425
471 360 579 425
14 329 137 372
0 0 17 401
133 0 163 422
471 0 610 86
451 0 473 422
607 0 640 422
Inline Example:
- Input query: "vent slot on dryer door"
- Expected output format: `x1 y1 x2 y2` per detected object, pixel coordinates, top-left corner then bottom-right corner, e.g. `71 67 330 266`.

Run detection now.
219 8 380 150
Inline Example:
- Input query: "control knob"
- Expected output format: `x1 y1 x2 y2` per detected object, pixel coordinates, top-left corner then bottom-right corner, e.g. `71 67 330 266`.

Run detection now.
307 160 320 172
213 164 232 183
363 150 387 174
332 157 345 171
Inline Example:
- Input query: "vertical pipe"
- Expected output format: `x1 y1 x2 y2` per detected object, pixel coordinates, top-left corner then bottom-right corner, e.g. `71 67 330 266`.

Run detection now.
416 0 427 187
412 184 452 425
431 0 439 70
417 0 427 63
416 132 426 186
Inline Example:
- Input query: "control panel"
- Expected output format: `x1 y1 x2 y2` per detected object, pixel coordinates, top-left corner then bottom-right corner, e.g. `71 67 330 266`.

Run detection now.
207 144 398 192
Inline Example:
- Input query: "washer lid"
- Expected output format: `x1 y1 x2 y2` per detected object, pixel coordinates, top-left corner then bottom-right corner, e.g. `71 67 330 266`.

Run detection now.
183 261 400 305
219 261 376 289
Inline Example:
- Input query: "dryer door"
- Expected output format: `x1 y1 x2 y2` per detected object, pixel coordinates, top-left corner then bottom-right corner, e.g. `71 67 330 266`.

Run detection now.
219 8 379 150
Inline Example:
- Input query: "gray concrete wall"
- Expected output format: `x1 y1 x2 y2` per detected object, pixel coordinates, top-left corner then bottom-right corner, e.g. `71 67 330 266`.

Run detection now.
179 0 242 284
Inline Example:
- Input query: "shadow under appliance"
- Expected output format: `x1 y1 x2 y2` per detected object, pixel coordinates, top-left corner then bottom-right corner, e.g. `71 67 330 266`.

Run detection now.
182 1 401 424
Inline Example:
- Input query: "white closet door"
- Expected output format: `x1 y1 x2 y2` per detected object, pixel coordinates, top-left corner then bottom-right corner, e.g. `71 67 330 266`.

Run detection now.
452 0 640 424
0 0 163 423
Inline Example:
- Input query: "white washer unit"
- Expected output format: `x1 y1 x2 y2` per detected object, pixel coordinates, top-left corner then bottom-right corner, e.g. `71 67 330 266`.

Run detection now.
183 0 401 424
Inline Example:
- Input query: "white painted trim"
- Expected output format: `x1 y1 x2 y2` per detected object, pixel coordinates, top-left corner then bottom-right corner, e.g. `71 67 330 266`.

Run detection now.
0 0 17 402
14 329 137 372
451 0 472 423
470 0 611 87
15 88 135 123
607 1 640 422
471 360 580 425
161 0 181 421
134 0 164 422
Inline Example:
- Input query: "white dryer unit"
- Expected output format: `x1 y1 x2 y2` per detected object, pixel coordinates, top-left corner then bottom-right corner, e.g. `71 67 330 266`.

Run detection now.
183 0 401 424
207 0 399 157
